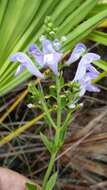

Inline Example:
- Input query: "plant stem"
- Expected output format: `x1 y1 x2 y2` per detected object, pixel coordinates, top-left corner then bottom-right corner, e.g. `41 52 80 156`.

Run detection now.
39 82 57 129
41 100 57 129
43 153 56 190
62 110 73 129
56 76 61 128
42 76 62 189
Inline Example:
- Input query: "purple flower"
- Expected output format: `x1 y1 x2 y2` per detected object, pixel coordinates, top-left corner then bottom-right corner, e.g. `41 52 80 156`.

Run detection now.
29 38 63 75
66 43 101 95
78 71 100 96
10 52 44 78
73 53 100 81
73 53 100 96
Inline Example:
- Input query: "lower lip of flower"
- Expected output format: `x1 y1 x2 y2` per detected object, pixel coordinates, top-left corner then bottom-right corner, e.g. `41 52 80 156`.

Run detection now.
44 54 54 64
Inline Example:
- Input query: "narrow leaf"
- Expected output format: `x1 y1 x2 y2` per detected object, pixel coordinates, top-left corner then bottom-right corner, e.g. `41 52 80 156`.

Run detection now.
45 172 57 190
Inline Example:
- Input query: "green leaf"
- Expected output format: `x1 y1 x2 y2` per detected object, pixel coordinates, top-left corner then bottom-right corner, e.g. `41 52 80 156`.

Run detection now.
28 83 40 99
59 76 64 88
88 31 107 46
58 0 97 35
26 182 37 190
93 60 107 71
60 95 67 109
88 3 107 17
64 9 107 50
40 132 52 153
53 0 84 25
49 85 56 99
45 172 57 190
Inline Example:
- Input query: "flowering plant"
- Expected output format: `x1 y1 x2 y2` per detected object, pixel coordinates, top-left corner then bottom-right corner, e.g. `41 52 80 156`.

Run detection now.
10 17 101 190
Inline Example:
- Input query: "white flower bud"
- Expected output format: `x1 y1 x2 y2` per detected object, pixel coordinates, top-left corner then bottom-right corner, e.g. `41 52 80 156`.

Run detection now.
27 103 33 108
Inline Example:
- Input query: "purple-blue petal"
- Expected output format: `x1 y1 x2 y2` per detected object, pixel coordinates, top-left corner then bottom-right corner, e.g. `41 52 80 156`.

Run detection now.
42 39 55 54
29 44 42 56
10 52 44 78
73 52 100 82
48 62 59 76
79 72 100 95
54 52 62 63
85 83 100 92
87 64 100 77
84 71 98 81
10 52 26 62
29 44 44 67
66 43 86 65
23 61 44 78
50 52 62 75
43 51 62 75
15 64 25 76
82 53 101 64
73 58 87 81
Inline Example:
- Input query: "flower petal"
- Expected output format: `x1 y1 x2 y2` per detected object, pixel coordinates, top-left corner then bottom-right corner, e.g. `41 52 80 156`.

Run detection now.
43 52 62 75
44 54 59 75
84 72 98 81
10 52 44 78
54 52 62 63
85 83 100 92
66 43 86 65
10 52 26 62
82 53 101 64
42 39 55 53
73 58 87 81
87 64 100 77
79 85 86 97
48 62 59 76
29 44 42 55
53 39 61 51
73 52 100 82
15 64 25 76
29 44 44 67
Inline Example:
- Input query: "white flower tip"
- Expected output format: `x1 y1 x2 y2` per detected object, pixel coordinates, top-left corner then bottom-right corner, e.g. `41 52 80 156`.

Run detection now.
44 54 54 63
61 36 67 42
79 103 84 107
49 31 55 36
68 103 76 109
39 35 46 42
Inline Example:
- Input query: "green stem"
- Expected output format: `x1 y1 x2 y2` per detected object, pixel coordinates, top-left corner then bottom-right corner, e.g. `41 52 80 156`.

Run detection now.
42 100 57 129
39 82 57 129
43 153 56 190
42 76 62 189
56 76 61 128
62 110 73 129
